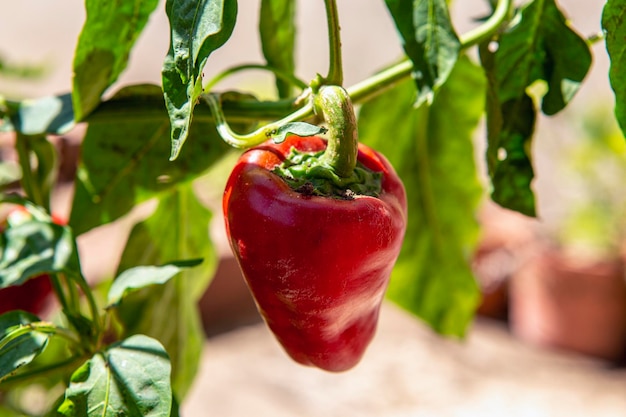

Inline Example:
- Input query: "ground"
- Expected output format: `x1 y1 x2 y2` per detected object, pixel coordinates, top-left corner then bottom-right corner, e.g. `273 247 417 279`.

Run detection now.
183 302 626 417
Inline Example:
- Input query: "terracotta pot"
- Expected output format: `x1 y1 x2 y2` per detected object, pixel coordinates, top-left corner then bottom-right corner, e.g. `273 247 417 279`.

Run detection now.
510 247 626 362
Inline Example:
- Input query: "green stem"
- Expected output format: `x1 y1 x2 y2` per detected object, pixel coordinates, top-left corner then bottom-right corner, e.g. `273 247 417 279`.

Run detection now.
459 0 512 47
203 93 314 148
14 133 45 209
0 322 80 352
348 0 512 104
324 0 343 85
49 273 71 314
314 86 358 178
72 272 102 338
204 63 308 93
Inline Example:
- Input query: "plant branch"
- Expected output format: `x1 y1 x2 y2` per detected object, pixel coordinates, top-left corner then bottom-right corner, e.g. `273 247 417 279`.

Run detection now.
349 0 512 104
324 0 343 85
203 93 314 148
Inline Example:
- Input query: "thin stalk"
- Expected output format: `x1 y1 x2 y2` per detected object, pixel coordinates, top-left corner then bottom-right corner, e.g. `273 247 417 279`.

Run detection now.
324 0 343 85
0 322 80 352
203 93 314 148
14 133 44 209
72 273 102 338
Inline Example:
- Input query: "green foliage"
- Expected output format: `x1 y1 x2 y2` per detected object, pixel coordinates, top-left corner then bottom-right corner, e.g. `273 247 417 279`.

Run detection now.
113 185 216 398
162 0 238 160
0 218 79 288
69 85 231 235
384 0 460 106
481 0 592 216
72 0 160 121
57 335 172 417
0 311 49 382
603 0 626 133
0 0 622 414
358 56 484 336
106 260 203 308
0 94 74 135
260 0 297 98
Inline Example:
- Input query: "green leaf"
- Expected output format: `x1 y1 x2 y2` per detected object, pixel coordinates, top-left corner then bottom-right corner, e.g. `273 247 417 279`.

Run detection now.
494 0 591 116
603 0 626 134
0 311 49 382
272 122 326 144
72 0 160 121
480 36 537 216
57 335 171 417
358 56 484 336
260 0 296 98
384 0 460 106
114 184 216 398
69 85 231 235
0 220 80 288
1 94 74 135
162 0 238 160
107 260 203 308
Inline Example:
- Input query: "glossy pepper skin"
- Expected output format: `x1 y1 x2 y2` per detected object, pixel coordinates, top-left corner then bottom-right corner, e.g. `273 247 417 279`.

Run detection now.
223 135 407 372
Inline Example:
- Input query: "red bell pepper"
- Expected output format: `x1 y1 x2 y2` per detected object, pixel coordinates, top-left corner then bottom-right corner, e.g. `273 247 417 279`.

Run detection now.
223 133 407 372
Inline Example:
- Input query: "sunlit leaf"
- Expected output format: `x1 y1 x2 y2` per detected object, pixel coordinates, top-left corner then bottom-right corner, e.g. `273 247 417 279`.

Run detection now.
494 0 591 115
603 0 626 134
69 85 231 235
72 0 159 120
162 0 238 160
0 219 80 288
384 0 461 106
114 184 216 398
107 260 203 308
0 311 49 382
57 335 171 417
260 0 296 98
358 56 484 336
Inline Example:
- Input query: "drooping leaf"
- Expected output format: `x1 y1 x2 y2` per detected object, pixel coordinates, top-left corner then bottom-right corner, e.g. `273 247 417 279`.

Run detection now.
384 0 461 106
259 0 296 98
0 219 80 288
69 84 231 235
603 0 626 134
113 184 216 398
480 38 537 216
0 311 49 382
162 0 238 160
494 0 591 115
358 56 484 336
107 260 203 308
72 0 160 120
57 335 171 417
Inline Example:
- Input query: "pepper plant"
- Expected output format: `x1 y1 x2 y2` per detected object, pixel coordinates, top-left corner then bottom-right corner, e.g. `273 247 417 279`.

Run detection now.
0 0 621 415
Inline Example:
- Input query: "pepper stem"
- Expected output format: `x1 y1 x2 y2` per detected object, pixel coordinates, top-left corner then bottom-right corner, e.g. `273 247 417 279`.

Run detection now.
313 85 358 178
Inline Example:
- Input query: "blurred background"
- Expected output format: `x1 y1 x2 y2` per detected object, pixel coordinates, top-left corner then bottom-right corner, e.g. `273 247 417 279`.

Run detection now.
1 1 625 416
